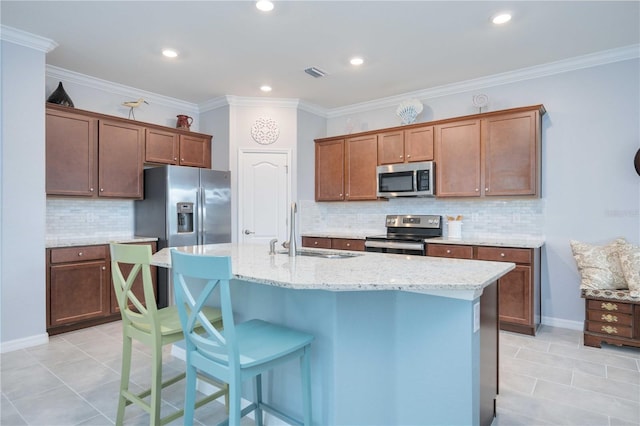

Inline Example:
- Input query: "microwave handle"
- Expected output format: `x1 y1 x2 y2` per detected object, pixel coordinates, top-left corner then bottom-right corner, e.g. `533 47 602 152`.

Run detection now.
413 170 419 192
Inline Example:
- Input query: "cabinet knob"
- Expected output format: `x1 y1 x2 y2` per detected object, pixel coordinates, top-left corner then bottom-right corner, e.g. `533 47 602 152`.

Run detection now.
407 154 411 158
500 253 505 257
174 157 178 161
346 243 351 247
181 158 185 161
102 266 106 271
339 193 343 197
485 188 489 192
400 155 403 159
475 188 479 192
314 241 318 245
446 249 451 254
78 252 83 256
90 188 94 192
100 188 104 192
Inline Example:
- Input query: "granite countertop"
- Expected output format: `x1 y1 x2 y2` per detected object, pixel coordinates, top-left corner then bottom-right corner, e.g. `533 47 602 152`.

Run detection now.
152 243 514 300
46 235 158 248
302 233 545 248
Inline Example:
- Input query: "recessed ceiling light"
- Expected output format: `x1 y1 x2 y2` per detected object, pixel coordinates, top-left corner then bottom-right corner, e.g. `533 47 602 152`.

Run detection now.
491 13 512 25
350 57 364 66
260 85 272 92
256 1 274 12
162 49 178 58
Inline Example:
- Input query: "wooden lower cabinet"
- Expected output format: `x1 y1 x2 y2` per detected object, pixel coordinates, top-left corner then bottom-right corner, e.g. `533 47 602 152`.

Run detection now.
427 243 541 335
302 236 365 251
47 241 157 335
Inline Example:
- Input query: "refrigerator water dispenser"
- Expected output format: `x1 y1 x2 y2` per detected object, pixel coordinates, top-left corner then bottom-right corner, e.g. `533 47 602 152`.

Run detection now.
177 202 194 233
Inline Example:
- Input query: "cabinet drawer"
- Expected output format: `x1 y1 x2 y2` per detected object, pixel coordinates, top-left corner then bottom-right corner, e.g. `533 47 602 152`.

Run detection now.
477 247 531 264
586 321 633 338
587 310 633 326
587 300 633 314
427 244 473 259
332 238 365 251
302 237 332 249
51 245 107 263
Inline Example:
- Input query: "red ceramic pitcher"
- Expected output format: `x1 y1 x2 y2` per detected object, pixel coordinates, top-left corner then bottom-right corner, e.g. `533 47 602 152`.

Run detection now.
176 114 193 129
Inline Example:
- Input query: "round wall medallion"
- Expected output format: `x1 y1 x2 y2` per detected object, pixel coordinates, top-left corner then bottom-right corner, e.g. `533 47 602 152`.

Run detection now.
251 117 279 145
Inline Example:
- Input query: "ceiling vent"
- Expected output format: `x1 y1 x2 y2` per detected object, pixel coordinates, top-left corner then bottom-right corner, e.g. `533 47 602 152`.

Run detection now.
304 67 327 78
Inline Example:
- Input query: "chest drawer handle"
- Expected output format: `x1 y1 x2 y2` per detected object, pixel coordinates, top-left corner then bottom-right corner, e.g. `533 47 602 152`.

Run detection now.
446 249 451 254
314 241 318 245
601 302 618 311
600 325 618 334
500 253 505 257
601 314 618 322
346 243 351 247
78 252 83 257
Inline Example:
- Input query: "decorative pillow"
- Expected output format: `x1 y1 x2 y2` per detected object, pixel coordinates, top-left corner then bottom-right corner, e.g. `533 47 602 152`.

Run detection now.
570 238 627 290
618 243 640 297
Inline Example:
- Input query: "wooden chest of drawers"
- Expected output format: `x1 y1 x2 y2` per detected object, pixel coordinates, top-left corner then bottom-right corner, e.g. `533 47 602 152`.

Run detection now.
583 297 640 348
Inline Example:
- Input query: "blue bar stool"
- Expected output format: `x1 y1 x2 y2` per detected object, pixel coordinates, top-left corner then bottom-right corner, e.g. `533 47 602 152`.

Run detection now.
171 250 314 426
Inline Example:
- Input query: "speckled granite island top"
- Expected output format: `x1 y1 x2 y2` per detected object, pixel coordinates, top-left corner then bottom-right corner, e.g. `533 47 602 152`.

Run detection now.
152 243 515 300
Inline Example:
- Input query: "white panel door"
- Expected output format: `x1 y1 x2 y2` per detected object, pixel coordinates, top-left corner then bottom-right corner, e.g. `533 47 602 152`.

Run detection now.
238 150 290 245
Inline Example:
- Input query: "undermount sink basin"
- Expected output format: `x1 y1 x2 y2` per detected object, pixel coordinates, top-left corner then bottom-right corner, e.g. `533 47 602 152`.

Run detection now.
277 250 362 259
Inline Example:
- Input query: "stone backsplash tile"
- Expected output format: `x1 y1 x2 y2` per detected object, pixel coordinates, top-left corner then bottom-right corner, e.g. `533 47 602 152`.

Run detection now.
47 198 134 238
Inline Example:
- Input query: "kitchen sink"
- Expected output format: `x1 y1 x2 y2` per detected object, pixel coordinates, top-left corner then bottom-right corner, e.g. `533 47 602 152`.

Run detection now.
277 250 362 259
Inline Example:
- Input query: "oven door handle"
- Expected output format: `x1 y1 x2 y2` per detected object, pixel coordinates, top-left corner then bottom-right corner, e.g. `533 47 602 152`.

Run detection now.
364 240 425 251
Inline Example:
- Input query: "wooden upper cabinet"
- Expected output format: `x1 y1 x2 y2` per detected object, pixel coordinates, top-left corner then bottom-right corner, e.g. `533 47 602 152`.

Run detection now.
378 125 434 165
46 109 98 196
405 126 434 163
315 139 345 201
98 120 144 199
145 128 179 165
482 110 539 196
345 134 378 200
179 134 212 169
435 119 482 197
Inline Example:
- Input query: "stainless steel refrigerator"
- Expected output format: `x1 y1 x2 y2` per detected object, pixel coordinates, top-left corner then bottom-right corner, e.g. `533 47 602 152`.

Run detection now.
135 165 231 307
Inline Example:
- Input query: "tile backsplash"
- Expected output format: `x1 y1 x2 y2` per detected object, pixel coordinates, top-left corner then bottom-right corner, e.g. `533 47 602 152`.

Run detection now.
47 198 134 238
299 198 545 238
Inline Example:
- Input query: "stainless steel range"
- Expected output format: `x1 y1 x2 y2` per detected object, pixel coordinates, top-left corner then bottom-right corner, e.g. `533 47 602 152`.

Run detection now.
364 214 442 255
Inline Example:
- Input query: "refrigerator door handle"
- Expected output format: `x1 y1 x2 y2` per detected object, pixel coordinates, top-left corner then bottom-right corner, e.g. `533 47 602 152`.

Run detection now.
199 186 206 245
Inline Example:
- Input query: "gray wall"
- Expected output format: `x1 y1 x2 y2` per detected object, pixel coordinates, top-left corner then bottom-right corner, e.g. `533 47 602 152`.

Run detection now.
1 40 48 347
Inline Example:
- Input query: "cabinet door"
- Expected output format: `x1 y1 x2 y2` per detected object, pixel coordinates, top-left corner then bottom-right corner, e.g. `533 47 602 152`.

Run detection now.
46 109 98 196
345 135 378 200
377 131 405 165
405 126 434 162
179 134 212 168
110 242 158 314
98 120 144 198
315 140 345 201
498 265 532 327
145 128 178 165
50 260 110 326
483 111 538 196
435 119 481 197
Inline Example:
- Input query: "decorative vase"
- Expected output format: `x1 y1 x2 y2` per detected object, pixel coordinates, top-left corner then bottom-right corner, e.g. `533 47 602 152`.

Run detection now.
47 82 74 107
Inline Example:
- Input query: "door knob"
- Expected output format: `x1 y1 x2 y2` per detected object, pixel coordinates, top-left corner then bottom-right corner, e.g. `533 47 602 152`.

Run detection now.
244 229 255 235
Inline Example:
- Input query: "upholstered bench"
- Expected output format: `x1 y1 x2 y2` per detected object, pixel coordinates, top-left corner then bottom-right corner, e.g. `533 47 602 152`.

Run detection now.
582 289 640 348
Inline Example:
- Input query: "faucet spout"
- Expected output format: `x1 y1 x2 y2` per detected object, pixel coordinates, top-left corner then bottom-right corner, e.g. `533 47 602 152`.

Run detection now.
288 202 297 257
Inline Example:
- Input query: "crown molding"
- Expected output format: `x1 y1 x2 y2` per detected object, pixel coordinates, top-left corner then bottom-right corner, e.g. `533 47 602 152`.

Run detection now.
327 44 640 118
0 25 58 53
45 65 199 113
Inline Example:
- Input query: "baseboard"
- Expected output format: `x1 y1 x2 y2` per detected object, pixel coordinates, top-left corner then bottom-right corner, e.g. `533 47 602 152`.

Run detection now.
0 333 49 353
541 316 583 331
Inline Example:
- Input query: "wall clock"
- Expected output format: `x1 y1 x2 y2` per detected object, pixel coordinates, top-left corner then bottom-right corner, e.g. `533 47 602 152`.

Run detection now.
251 117 279 145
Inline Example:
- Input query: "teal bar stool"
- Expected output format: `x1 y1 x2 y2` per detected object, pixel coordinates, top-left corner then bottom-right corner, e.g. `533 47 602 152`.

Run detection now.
110 243 227 425
171 250 314 426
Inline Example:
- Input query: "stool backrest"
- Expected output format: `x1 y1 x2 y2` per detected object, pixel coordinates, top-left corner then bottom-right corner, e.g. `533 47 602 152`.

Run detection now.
171 250 238 369
110 243 158 332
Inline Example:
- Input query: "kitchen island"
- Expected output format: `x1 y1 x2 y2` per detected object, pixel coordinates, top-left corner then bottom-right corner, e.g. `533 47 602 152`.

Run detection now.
152 243 515 426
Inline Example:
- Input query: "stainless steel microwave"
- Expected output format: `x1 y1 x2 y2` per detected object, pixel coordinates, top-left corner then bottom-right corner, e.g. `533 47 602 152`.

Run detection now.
376 161 435 197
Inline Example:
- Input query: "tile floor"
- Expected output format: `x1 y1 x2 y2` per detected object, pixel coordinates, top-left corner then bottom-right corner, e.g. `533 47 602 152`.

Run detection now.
1 322 639 425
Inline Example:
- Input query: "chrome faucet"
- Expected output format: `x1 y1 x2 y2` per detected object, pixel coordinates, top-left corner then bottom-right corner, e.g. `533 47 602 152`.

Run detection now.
284 202 297 257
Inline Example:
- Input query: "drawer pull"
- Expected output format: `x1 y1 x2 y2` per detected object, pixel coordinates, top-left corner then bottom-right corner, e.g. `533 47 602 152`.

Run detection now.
314 241 318 245
601 314 618 323
500 253 505 257
102 266 106 271
446 249 451 254
601 302 618 311
600 325 618 335
78 252 83 256
346 243 351 247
